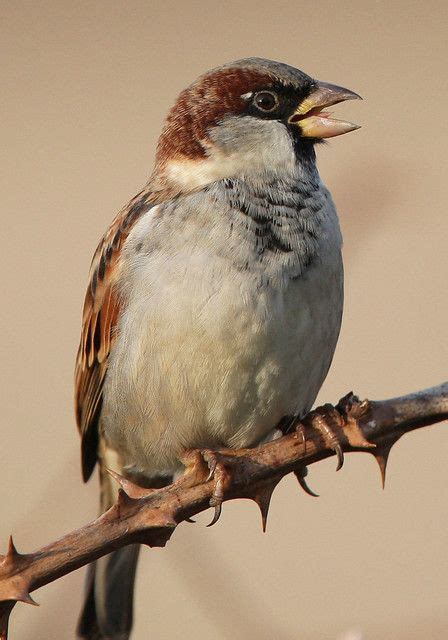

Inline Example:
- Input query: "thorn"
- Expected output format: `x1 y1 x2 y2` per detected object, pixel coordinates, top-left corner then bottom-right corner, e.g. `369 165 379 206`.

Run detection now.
371 440 397 489
252 480 281 532
294 469 319 497
102 488 135 522
117 487 135 508
16 592 38 607
375 453 388 489
106 468 155 499
2 575 39 606
102 487 135 524
2 536 22 568
7 537 18 559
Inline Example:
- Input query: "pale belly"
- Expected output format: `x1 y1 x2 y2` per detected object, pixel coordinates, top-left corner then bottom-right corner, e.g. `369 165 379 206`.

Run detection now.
101 253 343 477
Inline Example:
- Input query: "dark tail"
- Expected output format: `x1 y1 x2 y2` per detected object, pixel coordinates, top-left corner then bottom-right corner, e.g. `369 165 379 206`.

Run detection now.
77 545 140 640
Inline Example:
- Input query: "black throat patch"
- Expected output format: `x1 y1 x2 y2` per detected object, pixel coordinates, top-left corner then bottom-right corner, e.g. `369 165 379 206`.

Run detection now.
219 173 327 278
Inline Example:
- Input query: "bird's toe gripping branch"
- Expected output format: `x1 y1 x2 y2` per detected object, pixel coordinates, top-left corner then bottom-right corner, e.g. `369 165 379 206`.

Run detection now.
191 449 280 531
336 392 402 488
201 450 236 527
304 404 348 471
106 393 395 536
291 403 347 499
293 393 380 495
185 394 383 528
1 384 446 639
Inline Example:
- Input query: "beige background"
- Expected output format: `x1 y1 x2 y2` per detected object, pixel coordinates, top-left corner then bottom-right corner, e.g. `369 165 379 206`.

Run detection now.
1 1 447 638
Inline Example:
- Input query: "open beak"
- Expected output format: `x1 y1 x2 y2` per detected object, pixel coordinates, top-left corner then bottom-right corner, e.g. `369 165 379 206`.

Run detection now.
289 81 362 139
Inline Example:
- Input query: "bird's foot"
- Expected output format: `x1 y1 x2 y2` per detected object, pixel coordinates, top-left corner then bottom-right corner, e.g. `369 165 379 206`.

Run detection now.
201 450 235 527
305 404 345 471
290 404 347 497
294 396 375 480
180 447 281 530
177 448 241 526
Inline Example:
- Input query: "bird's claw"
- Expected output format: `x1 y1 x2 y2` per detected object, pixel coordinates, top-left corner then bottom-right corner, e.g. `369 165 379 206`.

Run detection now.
206 456 217 483
201 450 233 527
302 405 345 471
291 425 319 496
334 443 344 471
294 467 319 497
311 406 345 470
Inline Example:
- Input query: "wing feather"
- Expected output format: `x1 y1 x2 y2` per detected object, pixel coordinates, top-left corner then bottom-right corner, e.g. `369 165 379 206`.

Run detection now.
75 190 153 481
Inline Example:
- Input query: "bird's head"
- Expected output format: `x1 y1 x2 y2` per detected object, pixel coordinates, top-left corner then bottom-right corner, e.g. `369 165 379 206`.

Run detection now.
153 58 361 194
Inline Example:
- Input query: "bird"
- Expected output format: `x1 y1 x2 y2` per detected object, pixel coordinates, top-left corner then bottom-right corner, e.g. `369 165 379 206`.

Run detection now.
74 57 361 639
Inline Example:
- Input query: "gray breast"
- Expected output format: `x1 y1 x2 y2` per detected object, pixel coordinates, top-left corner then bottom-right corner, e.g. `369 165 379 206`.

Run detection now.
103 171 343 476
124 170 340 293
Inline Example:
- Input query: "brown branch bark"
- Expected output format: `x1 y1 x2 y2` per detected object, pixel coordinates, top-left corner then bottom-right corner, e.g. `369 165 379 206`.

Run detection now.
1 382 447 638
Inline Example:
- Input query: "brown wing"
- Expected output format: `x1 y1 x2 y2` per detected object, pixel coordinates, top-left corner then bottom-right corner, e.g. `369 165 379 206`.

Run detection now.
75 190 153 481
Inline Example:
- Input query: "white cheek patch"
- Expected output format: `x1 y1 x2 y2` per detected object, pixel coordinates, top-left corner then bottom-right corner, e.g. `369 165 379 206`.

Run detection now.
165 157 229 191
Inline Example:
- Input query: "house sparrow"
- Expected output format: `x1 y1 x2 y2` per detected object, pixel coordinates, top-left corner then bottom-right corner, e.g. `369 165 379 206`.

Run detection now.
75 57 360 639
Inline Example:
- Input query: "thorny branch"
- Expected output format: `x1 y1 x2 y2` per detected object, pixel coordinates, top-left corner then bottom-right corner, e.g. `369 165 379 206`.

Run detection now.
1 382 447 638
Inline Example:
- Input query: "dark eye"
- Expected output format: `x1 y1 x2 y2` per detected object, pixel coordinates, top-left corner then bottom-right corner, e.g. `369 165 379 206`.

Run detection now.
253 91 279 113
